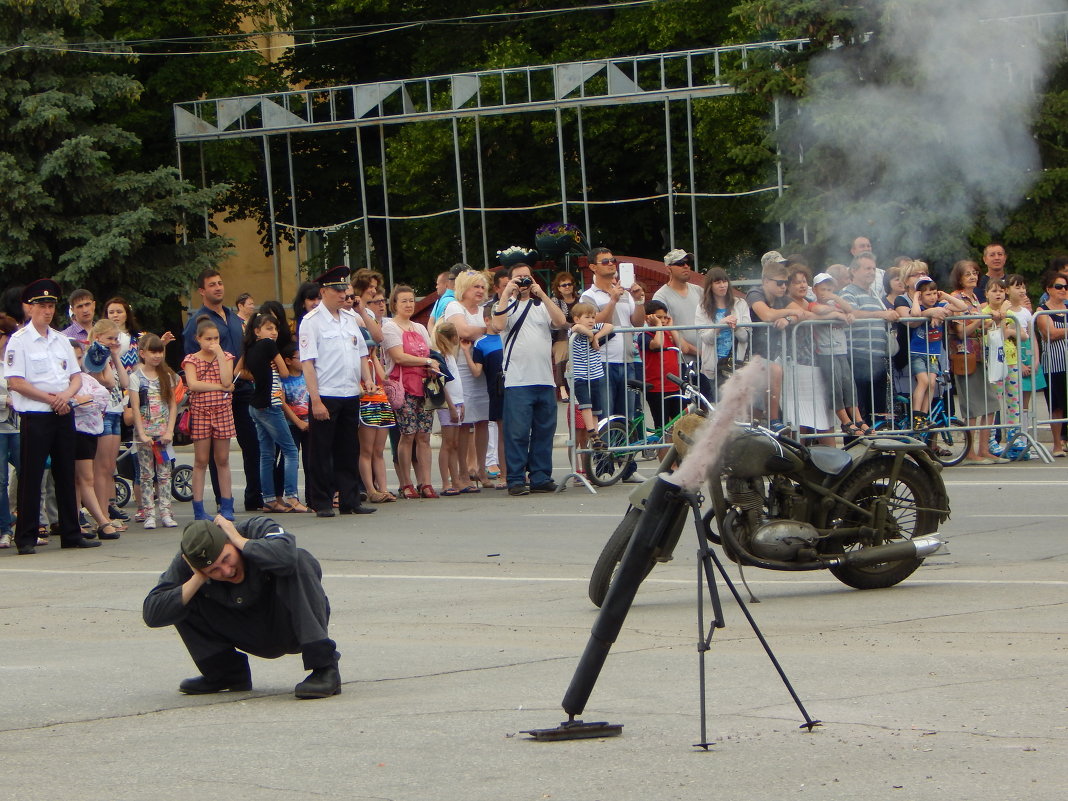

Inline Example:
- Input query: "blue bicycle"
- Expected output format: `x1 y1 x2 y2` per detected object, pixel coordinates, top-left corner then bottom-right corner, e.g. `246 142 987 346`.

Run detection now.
870 374 971 467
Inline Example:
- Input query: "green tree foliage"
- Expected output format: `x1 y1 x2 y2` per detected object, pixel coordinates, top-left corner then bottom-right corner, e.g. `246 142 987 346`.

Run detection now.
0 0 232 325
219 0 780 288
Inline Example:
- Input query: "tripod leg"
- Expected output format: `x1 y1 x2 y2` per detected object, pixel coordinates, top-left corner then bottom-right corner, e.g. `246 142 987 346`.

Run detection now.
686 497 820 733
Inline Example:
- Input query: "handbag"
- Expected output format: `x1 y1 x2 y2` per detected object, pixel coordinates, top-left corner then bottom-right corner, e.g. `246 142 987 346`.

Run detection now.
950 338 978 376
422 373 448 410
383 377 404 410
986 327 1007 383
175 409 192 446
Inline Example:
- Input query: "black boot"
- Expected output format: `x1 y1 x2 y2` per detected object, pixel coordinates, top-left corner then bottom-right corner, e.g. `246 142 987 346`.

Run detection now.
294 665 341 699
179 651 252 695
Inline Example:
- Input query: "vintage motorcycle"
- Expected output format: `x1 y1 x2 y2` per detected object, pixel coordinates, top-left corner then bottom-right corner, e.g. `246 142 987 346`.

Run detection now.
589 406 952 606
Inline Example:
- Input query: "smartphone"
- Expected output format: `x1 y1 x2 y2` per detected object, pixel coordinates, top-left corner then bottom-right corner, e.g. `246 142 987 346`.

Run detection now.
618 262 635 289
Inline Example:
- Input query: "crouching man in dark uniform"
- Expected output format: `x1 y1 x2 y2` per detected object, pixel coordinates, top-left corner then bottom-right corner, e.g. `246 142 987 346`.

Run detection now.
143 515 342 699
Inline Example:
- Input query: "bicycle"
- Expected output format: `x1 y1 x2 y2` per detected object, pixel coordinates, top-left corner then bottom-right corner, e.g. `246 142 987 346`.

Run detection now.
587 371 712 487
869 372 972 467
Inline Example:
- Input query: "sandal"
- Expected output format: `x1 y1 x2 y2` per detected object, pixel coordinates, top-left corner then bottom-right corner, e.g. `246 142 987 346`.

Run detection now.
285 498 311 513
841 423 862 437
418 484 439 499
399 484 419 500
442 488 461 496
263 500 292 513
459 485 481 494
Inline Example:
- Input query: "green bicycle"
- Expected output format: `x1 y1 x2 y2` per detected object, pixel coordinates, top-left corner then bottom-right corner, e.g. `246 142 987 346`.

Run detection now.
587 373 711 487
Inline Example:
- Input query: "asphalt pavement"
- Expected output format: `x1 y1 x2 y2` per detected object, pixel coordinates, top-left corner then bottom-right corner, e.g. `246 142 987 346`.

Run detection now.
0 450 1065 801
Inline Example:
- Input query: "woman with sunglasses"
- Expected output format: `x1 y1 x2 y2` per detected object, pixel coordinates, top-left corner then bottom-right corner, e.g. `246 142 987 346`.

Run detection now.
551 272 579 402
1035 270 1068 456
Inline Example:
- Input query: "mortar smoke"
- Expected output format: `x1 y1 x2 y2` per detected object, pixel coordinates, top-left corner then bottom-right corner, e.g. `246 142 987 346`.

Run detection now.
670 357 768 491
785 0 1068 257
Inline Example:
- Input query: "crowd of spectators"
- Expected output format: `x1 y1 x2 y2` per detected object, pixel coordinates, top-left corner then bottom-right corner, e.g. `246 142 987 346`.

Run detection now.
2 237 1065 554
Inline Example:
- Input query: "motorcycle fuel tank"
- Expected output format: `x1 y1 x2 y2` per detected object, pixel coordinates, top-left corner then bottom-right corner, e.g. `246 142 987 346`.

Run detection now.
721 429 803 478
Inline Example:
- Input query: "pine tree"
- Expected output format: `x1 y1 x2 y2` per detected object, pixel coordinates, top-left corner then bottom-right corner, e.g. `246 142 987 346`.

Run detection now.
0 0 230 322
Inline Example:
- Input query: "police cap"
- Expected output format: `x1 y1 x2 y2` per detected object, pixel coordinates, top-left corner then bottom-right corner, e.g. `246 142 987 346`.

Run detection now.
314 265 351 290
22 279 61 305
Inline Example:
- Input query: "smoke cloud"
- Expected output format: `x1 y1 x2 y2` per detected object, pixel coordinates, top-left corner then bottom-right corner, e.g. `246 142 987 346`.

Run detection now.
784 0 1068 261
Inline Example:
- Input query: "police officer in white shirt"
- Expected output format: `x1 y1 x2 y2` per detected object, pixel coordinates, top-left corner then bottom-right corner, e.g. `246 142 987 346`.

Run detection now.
299 266 376 517
5 280 101 553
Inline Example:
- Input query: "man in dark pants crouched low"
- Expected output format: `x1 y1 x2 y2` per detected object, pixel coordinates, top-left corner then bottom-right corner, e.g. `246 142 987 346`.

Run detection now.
143 515 341 699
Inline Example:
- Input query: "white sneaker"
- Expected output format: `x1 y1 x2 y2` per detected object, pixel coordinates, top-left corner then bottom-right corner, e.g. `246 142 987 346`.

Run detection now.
0 532 12 549
143 517 157 530
160 515 177 528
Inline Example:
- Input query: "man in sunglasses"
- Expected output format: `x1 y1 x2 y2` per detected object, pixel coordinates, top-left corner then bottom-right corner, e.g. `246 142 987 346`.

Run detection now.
580 247 647 480
652 248 701 361
747 260 806 432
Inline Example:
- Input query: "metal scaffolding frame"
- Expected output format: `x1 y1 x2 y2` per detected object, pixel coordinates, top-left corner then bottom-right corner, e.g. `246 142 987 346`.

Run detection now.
174 41 809 290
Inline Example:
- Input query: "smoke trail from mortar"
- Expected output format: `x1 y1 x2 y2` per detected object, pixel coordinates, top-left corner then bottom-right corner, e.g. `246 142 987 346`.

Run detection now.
670 357 768 491
782 0 1068 258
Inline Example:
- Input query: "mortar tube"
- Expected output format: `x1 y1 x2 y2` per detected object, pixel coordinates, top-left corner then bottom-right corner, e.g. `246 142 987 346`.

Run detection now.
561 474 690 718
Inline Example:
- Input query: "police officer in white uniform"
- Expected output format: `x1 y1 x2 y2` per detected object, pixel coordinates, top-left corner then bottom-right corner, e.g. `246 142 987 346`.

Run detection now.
5 280 101 553
299 266 375 517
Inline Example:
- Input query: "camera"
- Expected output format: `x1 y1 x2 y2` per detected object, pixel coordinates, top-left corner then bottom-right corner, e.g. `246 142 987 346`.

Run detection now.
515 276 534 288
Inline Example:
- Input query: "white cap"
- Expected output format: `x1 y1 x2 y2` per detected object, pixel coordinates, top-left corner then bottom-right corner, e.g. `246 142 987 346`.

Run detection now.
813 272 835 286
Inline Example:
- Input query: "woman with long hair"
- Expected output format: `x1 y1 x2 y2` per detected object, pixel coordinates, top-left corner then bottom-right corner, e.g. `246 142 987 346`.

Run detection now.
292 281 321 334
694 266 750 401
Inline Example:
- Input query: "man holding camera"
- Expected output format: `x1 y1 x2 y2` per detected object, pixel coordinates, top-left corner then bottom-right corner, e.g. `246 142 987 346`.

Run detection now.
489 263 567 495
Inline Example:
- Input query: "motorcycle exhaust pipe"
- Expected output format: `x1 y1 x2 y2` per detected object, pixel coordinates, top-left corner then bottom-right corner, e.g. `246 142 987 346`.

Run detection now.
831 535 948 568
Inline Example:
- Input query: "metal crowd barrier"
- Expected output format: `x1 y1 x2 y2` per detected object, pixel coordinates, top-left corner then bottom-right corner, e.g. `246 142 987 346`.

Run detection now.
558 310 1060 486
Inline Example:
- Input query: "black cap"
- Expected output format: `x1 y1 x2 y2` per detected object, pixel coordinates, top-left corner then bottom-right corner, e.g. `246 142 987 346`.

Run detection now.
314 265 351 290
448 263 469 279
22 279 61 305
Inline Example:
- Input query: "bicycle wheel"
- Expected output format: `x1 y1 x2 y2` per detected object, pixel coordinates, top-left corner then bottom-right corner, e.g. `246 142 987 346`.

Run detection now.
113 477 131 508
927 418 971 467
587 419 633 487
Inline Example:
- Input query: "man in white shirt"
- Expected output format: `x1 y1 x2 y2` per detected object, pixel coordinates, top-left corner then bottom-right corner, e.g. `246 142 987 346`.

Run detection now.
579 248 647 422
299 266 375 517
489 263 567 495
6 280 99 554
579 248 646 481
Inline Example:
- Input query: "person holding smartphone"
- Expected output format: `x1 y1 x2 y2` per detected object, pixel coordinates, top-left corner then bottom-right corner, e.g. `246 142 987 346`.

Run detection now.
579 248 646 481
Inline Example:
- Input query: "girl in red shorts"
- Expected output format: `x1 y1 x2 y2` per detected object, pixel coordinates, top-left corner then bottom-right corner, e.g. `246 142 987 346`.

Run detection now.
182 317 236 520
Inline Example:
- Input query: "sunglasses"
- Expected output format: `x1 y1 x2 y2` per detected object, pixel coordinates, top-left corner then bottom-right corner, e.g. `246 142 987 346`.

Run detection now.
597 258 618 265
770 279 788 287
1053 284 1068 291
344 294 356 300
558 282 573 287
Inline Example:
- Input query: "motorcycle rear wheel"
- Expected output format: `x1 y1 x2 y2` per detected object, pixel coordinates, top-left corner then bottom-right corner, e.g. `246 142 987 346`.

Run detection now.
822 457 940 590
588 506 654 607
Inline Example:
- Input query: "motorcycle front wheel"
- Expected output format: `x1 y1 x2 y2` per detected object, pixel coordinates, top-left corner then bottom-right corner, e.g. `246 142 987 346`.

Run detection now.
822 457 940 590
588 506 655 607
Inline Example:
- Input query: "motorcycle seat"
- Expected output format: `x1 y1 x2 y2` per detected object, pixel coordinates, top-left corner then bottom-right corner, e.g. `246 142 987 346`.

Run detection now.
808 445 852 476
